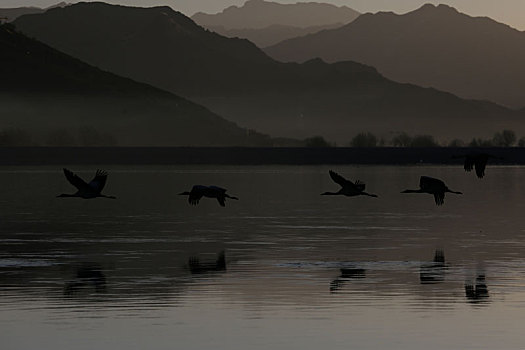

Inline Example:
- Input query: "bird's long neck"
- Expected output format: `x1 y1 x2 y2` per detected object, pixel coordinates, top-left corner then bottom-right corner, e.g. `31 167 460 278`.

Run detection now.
57 193 76 198
225 194 239 200
322 192 341 196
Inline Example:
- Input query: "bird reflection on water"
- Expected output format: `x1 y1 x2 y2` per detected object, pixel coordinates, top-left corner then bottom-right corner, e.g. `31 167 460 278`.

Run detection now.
330 266 366 292
64 264 107 296
188 251 227 275
465 274 490 304
420 249 447 284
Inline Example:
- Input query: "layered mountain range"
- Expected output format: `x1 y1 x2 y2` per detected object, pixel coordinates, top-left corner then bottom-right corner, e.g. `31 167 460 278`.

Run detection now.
192 0 359 29
191 0 360 47
0 23 271 146
265 4 525 108
12 2 523 143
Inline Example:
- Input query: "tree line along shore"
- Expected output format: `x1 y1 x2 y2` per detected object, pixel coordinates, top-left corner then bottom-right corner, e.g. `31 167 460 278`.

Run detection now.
0 127 521 149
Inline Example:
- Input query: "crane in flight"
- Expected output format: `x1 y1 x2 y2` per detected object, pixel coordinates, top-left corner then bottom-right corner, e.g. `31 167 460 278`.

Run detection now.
179 185 238 207
321 170 378 198
453 153 501 179
401 176 461 206
57 168 116 199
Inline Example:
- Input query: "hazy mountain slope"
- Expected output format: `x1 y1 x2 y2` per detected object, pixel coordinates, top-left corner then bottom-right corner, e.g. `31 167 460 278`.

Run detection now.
15 2 274 96
0 24 271 146
0 3 67 22
205 23 344 48
13 2 523 143
0 7 44 22
265 4 525 108
192 0 359 30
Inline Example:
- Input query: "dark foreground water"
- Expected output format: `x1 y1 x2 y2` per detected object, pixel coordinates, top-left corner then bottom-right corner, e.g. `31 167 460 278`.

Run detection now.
1 165 525 349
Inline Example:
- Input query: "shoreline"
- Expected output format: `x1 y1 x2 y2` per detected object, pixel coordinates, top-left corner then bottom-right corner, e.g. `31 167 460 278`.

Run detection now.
0 147 522 166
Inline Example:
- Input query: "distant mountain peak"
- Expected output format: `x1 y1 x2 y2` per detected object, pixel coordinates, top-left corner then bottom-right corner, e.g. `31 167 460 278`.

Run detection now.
192 0 360 30
412 3 459 15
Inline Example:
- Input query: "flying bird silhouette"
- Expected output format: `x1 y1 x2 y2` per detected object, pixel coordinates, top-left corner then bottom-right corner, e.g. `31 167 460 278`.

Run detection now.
401 176 461 206
180 185 238 207
57 168 116 199
453 153 500 179
322 170 378 198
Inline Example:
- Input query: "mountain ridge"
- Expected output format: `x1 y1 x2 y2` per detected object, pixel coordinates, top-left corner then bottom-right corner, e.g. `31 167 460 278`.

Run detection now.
192 0 360 29
191 0 360 47
265 3 525 108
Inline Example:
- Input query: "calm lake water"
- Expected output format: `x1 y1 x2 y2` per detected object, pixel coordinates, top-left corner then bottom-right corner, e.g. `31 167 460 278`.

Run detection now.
1 165 525 350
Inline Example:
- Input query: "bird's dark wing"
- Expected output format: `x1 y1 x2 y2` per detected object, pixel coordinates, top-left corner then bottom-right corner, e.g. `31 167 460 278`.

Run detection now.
420 176 444 191
419 176 432 191
464 157 475 172
63 168 89 191
329 170 353 187
208 186 227 194
189 185 205 205
474 162 486 179
434 192 445 206
354 180 366 192
216 196 226 207
87 170 108 193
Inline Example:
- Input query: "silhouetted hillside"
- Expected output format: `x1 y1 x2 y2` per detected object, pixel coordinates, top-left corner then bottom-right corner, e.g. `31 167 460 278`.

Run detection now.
192 0 359 30
0 24 272 146
265 4 525 108
13 2 524 142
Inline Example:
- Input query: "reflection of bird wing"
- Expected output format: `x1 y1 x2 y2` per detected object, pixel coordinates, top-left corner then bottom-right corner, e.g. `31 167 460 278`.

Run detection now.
189 185 205 205
63 168 89 191
87 170 108 193
474 162 486 178
464 158 475 172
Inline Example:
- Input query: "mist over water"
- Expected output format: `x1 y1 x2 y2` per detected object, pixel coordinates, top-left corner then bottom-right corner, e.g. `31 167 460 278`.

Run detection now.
1 165 525 349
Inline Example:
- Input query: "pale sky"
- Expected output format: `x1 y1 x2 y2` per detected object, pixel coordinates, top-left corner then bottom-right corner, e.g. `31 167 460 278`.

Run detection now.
2 0 525 30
